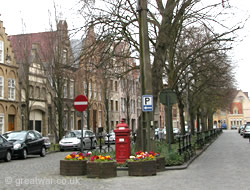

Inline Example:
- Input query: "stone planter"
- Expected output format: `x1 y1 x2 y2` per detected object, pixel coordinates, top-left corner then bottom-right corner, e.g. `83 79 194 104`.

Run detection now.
87 161 117 178
128 160 157 176
156 157 165 172
60 160 87 176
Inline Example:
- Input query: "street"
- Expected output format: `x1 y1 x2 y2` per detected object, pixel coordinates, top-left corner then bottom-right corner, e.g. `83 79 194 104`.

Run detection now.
0 130 250 190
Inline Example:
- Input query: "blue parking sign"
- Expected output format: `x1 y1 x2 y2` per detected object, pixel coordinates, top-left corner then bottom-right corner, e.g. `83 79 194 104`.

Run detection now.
142 95 153 112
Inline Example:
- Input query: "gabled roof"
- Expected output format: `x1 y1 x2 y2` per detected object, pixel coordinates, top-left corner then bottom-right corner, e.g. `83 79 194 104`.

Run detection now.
9 31 56 63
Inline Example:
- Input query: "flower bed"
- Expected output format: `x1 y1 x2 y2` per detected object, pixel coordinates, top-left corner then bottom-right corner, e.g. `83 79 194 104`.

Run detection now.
60 152 89 176
127 151 157 176
87 155 117 178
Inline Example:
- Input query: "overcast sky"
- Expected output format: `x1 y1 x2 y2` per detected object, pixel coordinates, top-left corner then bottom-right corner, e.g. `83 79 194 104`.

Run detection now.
0 0 249 94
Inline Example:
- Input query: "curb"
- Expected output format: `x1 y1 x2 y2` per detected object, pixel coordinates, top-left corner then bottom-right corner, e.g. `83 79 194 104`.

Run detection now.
117 134 221 171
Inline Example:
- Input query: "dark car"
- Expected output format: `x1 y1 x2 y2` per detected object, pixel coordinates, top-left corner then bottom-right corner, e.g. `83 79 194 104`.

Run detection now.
3 130 46 159
0 135 13 162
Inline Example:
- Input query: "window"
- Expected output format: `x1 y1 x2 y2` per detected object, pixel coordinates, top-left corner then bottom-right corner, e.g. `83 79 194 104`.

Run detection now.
111 100 114 111
62 49 67 64
70 115 74 130
83 81 87 95
98 85 102 101
0 76 4 99
0 114 4 134
89 82 92 99
8 79 15 100
121 98 125 112
94 83 97 100
69 82 74 99
233 108 238 114
115 101 118 111
63 84 67 98
0 41 3 63
41 88 46 99
35 87 40 99
110 80 113 90
98 111 102 127
111 121 114 130
115 81 118 91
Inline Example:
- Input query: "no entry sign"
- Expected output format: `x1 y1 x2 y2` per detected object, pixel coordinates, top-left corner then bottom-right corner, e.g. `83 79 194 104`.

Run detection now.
74 95 88 112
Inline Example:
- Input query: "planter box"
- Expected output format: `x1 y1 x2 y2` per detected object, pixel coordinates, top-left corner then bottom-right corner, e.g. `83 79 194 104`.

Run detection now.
156 157 165 172
60 160 87 176
87 161 117 178
128 160 157 176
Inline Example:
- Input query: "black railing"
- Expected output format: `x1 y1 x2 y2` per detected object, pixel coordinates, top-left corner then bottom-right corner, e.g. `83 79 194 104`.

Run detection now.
177 134 192 155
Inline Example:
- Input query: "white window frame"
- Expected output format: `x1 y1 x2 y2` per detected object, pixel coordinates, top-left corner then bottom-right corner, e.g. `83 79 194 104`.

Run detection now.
98 84 101 101
69 82 74 99
0 41 4 63
0 114 4 134
70 114 74 130
8 79 15 100
98 110 102 127
94 83 97 100
63 84 67 98
0 76 4 99
89 82 92 99
83 81 87 95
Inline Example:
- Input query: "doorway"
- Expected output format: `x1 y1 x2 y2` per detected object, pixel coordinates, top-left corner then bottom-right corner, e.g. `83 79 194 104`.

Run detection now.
8 115 15 131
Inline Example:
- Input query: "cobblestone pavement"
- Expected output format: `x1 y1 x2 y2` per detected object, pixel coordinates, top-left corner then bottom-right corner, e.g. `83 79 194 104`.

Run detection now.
0 130 250 190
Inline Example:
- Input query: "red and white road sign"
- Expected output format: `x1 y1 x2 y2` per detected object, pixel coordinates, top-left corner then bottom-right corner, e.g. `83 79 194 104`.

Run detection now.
74 95 88 112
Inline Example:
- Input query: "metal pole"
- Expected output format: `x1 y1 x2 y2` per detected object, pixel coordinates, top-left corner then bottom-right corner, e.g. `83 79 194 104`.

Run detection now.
81 111 83 153
167 95 171 152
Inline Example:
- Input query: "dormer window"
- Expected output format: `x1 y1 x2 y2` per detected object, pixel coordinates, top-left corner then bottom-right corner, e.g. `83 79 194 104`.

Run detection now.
233 107 238 114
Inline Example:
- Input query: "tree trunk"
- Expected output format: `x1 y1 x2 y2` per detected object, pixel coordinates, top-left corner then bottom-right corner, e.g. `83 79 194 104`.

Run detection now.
196 107 200 132
190 108 195 135
178 102 185 135
207 111 213 130
201 109 207 132
135 115 143 152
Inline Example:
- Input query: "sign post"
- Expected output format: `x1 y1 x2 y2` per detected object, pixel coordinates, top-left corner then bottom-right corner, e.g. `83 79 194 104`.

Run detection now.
142 95 153 112
74 95 88 153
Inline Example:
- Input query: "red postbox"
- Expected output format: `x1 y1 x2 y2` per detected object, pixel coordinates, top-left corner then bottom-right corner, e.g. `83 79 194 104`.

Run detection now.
114 119 131 164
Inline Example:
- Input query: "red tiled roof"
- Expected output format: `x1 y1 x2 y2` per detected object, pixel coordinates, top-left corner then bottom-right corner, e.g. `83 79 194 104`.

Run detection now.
9 31 56 63
230 102 242 114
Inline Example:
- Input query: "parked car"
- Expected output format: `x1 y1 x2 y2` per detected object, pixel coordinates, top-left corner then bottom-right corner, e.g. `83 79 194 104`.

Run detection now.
173 128 180 135
3 130 46 159
59 130 97 151
231 125 237 130
239 125 244 133
104 132 115 144
243 125 250 138
42 137 51 149
0 135 13 162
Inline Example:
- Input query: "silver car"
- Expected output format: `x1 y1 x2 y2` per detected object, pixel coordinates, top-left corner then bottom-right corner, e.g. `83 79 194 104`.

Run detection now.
104 132 115 144
243 125 250 138
59 130 97 151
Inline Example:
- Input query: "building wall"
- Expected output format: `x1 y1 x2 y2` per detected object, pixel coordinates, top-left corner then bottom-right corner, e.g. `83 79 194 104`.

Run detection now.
213 90 250 129
0 20 20 134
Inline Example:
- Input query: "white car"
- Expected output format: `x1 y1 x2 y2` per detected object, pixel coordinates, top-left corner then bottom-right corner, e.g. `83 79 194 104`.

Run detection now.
104 132 115 144
173 128 180 135
59 130 97 151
